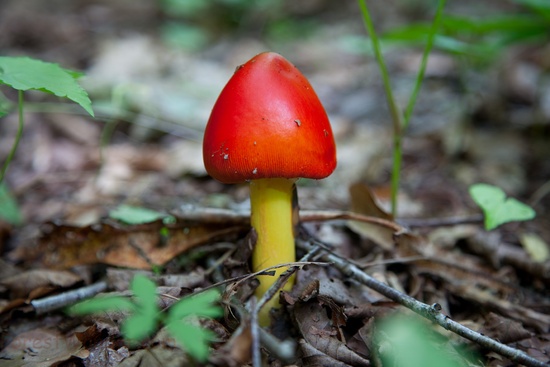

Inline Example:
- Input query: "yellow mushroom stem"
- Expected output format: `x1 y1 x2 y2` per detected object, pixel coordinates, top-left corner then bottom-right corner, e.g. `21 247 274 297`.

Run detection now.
250 177 298 326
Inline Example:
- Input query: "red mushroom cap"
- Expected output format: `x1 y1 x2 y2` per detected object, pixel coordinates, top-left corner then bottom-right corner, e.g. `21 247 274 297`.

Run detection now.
203 52 337 184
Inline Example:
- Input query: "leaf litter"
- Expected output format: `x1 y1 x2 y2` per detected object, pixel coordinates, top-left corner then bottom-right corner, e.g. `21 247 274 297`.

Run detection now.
1 0 550 366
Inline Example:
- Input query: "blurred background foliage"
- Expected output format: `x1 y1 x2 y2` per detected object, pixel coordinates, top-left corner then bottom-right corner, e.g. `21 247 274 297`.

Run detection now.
159 0 332 50
384 0 550 64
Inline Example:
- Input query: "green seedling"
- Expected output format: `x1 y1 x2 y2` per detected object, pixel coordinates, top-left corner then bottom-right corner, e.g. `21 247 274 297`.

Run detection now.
109 204 176 225
469 183 536 230
0 57 93 116
372 314 479 367
0 57 94 221
69 274 222 362
0 182 22 225
358 0 447 216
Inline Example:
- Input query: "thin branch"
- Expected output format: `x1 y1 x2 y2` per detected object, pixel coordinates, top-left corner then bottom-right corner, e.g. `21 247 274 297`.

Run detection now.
232 302 297 363
399 214 484 228
209 261 328 299
174 207 485 232
255 245 324 312
31 281 108 314
298 238 549 367
174 207 406 232
250 297 262 367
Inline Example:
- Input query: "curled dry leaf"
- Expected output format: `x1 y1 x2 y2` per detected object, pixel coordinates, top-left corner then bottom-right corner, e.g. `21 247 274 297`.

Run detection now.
293 299 370 367
479 312 533 344
347 183 395 251
299 338 362 367
210 320 252 367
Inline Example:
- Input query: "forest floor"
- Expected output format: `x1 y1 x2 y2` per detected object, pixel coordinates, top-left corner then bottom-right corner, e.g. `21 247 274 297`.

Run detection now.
0 0 549 366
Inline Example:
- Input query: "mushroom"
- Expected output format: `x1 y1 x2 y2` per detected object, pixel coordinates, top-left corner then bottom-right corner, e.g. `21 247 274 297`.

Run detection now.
203 52 336 325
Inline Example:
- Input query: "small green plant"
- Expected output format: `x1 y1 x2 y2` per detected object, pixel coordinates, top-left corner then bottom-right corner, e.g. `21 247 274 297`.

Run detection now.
469 183 536 230
69 275 222 362
0 183 21 225
372 314 479 367
0 57 94 182
0 56 94 224
358 0 447 216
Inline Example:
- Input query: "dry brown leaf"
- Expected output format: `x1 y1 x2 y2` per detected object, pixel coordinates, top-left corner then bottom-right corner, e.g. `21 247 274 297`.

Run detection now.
83 338 129 367
347 183 395 250
0 328 88 367
12 220 246 270
211 321 252 367
106 268 206 292
0 269 81 299
296 264 378 306
479 312 533 344
294 301 370 367
453 284 550 333
299 338 362 367
467 232 550 281
118 347 187 367
395 233 518 300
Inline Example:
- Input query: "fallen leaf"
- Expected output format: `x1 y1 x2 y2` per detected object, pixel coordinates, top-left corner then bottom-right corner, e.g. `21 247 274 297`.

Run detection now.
0 269 81 299
0 328 87 367
347 183 395 250
293 299 370 367
12 219 247 270
479 313 533 344
118 347 187 367
519 232 549 263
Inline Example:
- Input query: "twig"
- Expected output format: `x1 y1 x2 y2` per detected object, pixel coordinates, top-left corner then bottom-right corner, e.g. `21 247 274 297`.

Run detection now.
227 261 328 299
300 210 405 232
255 245 324 312
399 214 484 228
298 239 549 367
31 281 108 314
175 207 487 233
250 297 262 367
174 207 405 232
232 302 297 363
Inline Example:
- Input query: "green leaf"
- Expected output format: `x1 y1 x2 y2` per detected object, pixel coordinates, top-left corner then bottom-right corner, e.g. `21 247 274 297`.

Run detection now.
68 294 135 315
373 314 478 367
167 290 222 323
131 275 159 314
120 275 160 344
0 57 94 116
166 321 216 362
122 311 158 344
443 14 546 35
109 204 175 225
469 183 536 230
0 183 22 225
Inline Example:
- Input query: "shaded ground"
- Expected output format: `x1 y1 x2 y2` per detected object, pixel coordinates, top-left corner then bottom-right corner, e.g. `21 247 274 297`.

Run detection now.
1 0 549 366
